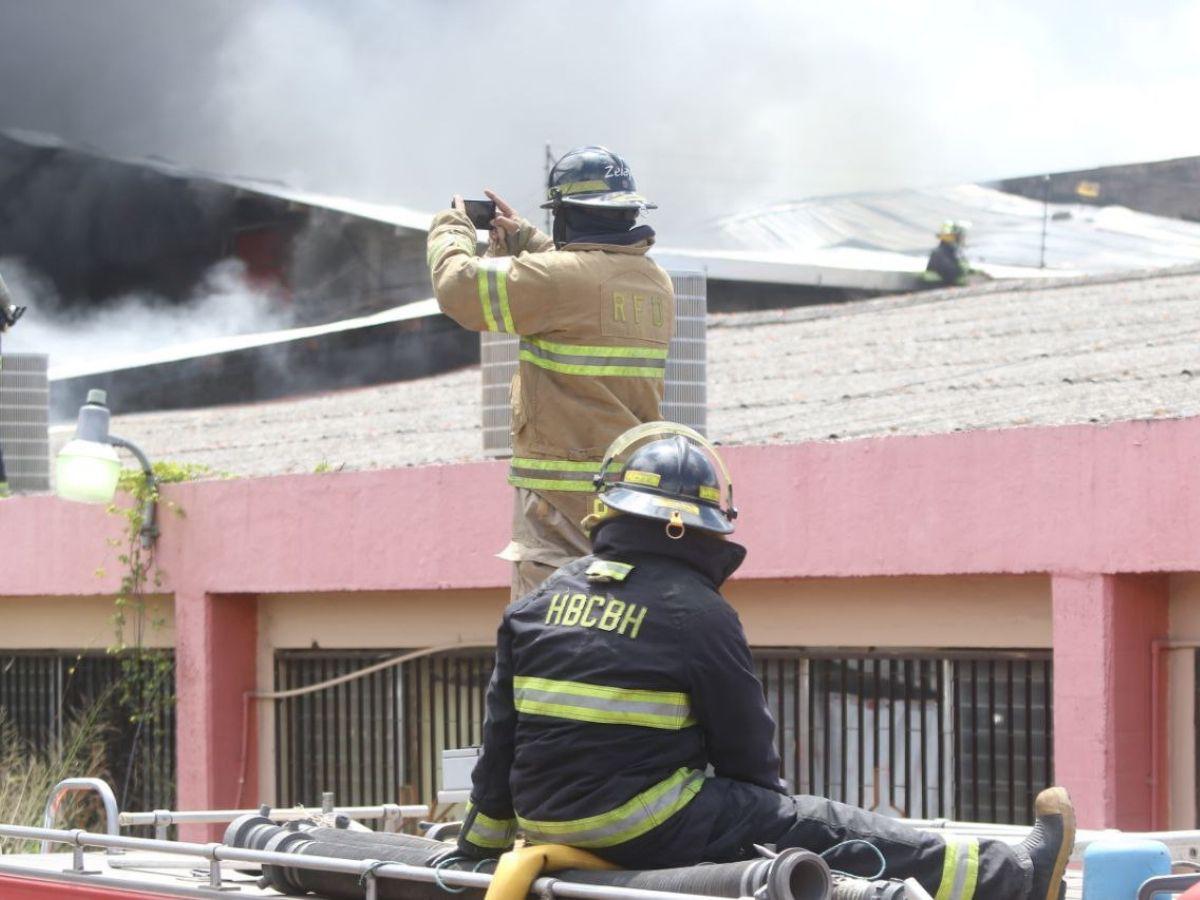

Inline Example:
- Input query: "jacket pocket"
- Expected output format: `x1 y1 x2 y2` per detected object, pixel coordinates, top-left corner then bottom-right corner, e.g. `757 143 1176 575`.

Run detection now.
510 371 529 439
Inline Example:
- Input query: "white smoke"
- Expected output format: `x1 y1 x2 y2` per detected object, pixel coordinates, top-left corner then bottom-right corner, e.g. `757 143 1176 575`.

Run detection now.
3 1 1200 248
1 258 288 377
0 0 1195 247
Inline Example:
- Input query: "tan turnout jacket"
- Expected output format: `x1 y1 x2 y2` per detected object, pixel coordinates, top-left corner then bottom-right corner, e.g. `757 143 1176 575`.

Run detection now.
428 208 675 531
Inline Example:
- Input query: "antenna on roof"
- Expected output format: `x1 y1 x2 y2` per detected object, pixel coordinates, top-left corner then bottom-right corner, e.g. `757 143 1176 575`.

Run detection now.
1039 174 1050 269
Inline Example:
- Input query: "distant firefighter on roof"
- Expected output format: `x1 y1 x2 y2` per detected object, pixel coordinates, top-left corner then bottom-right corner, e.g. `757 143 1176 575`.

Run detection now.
923 219 985 287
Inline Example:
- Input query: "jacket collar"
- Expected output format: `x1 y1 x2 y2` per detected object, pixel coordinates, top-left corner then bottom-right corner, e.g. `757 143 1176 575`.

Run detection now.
563 225 656 255
592 516 747 588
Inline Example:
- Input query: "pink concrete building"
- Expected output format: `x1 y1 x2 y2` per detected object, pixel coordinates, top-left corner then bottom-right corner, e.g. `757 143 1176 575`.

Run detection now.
4 415 1200 836
3 268 1200 841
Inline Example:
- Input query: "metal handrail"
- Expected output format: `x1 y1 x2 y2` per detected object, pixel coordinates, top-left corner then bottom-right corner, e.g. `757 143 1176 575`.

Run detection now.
0 824 748 900
1137 873 1200 900
118 803 429 839
40 778 120 855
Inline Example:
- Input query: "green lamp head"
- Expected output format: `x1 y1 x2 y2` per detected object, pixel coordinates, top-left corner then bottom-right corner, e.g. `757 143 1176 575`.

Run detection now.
55 389 121 504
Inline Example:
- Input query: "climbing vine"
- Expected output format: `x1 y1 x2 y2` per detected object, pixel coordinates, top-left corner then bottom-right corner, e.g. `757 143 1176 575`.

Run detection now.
100 461 209 806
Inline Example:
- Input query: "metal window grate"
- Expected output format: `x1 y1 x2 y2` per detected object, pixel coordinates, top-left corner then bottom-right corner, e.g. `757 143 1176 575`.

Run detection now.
275 647 1050 824
0 352 50 491
756 650 1051 825
480 270 707 457
0 650 176 816
274 649 491 808
951 656 1053 824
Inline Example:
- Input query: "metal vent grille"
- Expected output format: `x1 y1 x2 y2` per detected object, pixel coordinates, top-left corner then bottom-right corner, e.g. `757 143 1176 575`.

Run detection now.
0 353 50 491
482 270 707 457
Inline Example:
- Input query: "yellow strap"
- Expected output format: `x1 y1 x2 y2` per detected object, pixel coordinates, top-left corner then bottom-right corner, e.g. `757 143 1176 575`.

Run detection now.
484 845 617 900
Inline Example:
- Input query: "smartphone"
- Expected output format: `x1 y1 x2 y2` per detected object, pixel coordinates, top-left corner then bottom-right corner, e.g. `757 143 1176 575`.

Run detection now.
457 198 497 230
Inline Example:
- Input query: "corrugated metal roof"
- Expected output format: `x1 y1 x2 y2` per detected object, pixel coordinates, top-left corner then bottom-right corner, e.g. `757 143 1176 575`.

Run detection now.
0 128 431 232
47 265 1200 481
716 183 1200 275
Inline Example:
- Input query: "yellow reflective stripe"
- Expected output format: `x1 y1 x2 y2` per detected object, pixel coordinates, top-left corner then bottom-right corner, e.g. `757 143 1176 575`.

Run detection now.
496 264 515 333
513 676 694 729
427 235 473 268
508 475 596 492
463 802 517 849
624 470 661 487
477 267 498 332
510 458 602 472
518 352 665 378
935 838 980 900
515 676 689 708
526 337 667 360
519 337 667 379
557 180 611 196
475 259 514 334
509 458 601 492
935 840 958 900
586 560 633 582
516 768 703 848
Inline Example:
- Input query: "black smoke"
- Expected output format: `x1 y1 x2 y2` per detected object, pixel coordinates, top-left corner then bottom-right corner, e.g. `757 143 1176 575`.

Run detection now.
0 133 236 308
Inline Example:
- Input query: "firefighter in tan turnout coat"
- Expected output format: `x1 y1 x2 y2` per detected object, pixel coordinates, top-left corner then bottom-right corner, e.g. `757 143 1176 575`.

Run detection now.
429 146 674 598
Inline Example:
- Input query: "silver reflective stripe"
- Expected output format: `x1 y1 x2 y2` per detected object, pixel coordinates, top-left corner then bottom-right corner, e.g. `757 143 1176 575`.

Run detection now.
509 464 596 483
519 339 666 374
427 234 473 268
508 458 603 493
468 816 516 847
463 802 517 849
476 257 513 333
586 560 633 582
517 768 704 848
935 837 980 900
513 677 694 729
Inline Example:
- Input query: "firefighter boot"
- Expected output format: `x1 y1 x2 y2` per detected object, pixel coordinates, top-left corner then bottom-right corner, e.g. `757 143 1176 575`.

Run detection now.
1016 787 1075 900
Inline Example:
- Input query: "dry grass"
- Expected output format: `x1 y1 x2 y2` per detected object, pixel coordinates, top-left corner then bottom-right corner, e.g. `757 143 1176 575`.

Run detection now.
0 703 111 854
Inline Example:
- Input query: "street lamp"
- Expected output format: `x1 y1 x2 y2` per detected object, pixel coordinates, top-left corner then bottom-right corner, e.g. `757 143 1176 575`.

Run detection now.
55 389 158 547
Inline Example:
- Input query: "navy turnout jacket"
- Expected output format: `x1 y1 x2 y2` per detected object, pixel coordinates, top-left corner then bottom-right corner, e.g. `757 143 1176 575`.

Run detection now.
459 516 783 861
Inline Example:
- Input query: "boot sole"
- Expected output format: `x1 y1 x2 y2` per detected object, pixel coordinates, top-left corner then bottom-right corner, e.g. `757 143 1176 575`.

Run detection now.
1034 787 1076 900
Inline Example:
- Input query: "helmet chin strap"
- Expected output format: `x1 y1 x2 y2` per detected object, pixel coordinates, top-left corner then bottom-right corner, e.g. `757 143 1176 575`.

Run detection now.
552 208 568 249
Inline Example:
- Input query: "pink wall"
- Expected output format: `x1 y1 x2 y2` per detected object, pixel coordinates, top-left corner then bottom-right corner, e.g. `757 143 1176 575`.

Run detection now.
1051 574 1169 829
8 416 1200 597
173 592 258 841
4 415 1198 828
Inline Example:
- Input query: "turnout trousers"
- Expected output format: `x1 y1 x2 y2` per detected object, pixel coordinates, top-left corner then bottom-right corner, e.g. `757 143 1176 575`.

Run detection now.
596 779 1028 900
499 487 591 601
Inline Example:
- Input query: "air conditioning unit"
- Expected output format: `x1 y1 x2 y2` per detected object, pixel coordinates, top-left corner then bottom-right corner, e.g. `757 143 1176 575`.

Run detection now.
482 270 706 456
0 353 50 491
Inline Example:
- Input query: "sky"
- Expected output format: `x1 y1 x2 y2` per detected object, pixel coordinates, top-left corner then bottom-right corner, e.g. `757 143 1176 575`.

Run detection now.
2 0 1199 244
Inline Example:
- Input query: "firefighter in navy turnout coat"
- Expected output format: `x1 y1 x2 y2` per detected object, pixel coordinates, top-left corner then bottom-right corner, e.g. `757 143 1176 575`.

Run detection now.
459 423 1077 900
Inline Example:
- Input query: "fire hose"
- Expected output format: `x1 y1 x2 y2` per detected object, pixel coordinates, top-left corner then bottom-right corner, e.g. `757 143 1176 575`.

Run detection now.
224 814 843 900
